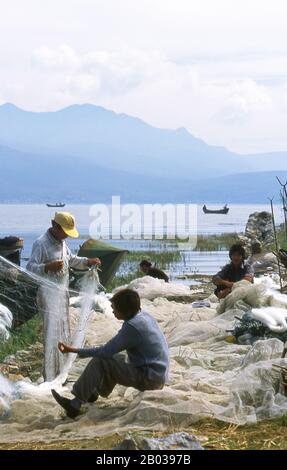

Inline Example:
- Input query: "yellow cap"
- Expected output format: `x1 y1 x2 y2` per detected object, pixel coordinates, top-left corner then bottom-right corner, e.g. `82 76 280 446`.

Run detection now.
53 212 79 238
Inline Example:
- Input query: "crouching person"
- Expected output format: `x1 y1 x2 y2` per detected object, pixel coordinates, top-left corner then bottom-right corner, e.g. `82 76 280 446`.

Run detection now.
212 243 254 300
51 288 169 418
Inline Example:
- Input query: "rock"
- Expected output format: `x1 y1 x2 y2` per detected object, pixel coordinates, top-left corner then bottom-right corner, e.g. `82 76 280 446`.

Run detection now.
16 350 31 358
29 371 42 382
2 342 43 382
115 432 204 450
244 212 274 248
0 364 19 376
2 355 17 364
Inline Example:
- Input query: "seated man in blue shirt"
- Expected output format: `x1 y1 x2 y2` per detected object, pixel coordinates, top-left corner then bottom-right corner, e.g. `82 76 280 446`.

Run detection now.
212 244 254 300
51 288 169 418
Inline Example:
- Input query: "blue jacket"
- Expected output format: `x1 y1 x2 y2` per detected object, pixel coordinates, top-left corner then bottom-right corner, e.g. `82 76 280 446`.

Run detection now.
77 310 169 383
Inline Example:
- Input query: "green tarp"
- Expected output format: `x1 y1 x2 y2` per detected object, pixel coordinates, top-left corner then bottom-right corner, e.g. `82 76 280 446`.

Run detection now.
73 239 129 287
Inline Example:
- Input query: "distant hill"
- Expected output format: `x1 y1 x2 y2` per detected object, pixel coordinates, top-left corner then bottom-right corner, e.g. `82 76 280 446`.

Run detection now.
189 171 287 204
1 102 287 181
0 145 286 203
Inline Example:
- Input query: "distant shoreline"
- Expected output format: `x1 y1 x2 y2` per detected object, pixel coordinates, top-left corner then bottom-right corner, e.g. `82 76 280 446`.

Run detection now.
0 202 283 206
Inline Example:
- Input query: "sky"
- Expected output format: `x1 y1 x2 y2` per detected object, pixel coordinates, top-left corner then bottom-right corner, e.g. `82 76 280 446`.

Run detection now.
0 0 287 154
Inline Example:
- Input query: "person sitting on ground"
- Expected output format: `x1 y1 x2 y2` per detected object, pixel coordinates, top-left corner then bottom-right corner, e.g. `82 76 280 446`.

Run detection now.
212 244 254 300
139 260 169 282
51 288 169 419
247 240 277 274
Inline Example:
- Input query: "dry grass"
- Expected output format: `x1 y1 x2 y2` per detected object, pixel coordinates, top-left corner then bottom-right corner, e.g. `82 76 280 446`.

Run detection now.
0 418 287 450
193 418 287 450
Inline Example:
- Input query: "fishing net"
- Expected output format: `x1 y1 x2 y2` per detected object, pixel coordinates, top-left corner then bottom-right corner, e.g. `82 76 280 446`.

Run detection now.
1 274 287 444
0 256 38 329
216 277 286 314
0 255 102 380
0 304 13 341
114 275 198 300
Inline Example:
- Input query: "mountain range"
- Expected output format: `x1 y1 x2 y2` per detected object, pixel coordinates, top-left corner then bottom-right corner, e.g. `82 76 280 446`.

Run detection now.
0 103 286 203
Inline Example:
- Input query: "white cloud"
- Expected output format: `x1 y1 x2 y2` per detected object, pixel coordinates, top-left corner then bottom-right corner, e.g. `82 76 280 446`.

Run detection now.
284 83 287 106
29 46 276 124
1 1 287 153
217 80 272 124
32 45 168 96
32 45 79 69
63 74 101 98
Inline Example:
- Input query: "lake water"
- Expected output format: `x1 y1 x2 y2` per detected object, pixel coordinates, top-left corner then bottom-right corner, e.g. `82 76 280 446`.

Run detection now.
0 203 284 276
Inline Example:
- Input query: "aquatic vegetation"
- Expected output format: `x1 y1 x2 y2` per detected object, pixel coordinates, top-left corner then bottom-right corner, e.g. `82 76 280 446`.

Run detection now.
196 233 242 251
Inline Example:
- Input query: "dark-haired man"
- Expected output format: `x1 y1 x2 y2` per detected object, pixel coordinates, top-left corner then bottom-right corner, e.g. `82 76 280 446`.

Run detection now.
139 260 169 282
51 288 169 418
212 244 254 299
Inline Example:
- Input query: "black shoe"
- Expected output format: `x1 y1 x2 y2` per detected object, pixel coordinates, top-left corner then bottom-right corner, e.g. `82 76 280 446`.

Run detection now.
51 389 80 419
87 393 98 403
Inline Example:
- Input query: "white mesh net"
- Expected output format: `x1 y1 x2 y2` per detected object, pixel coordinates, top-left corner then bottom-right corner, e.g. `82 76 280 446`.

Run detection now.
113 275 199 299
0 304 13 341
1 274 287 444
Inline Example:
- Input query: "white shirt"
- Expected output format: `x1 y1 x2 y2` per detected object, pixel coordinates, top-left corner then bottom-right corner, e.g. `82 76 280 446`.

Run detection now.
26 229 88 281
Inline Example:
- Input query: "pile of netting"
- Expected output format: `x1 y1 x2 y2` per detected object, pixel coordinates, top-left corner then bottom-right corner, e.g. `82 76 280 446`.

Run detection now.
217 278 287 344
0 273 287 444
114 275 200 299
0 304 13 341
232 311 287 345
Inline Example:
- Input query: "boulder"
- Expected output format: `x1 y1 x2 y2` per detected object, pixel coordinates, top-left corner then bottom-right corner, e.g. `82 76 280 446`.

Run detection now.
115 432 204 450
244 211 274 247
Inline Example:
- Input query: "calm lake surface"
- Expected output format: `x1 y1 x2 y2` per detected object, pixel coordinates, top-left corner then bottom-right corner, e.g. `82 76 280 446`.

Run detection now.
0 203 284 276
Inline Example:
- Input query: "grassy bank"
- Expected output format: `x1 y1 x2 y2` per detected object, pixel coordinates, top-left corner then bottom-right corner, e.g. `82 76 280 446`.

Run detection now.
278 226 287 250
0 417 286 450
124 250 181 264
106 249 182 291
0 316 42 363
106 273 137 291
156 233 242 251
106 234 243 289
196 232 241 251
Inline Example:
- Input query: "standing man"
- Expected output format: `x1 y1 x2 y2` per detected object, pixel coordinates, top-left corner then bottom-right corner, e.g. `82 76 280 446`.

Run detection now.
27 212 101 381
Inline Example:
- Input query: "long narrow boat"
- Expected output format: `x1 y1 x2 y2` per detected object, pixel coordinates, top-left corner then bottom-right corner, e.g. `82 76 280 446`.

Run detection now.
203 205 229 214
46 203 66 208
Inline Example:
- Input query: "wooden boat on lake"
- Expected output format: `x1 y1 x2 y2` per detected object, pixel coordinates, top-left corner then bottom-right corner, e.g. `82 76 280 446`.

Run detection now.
203 204 229 214
46 203 66 208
